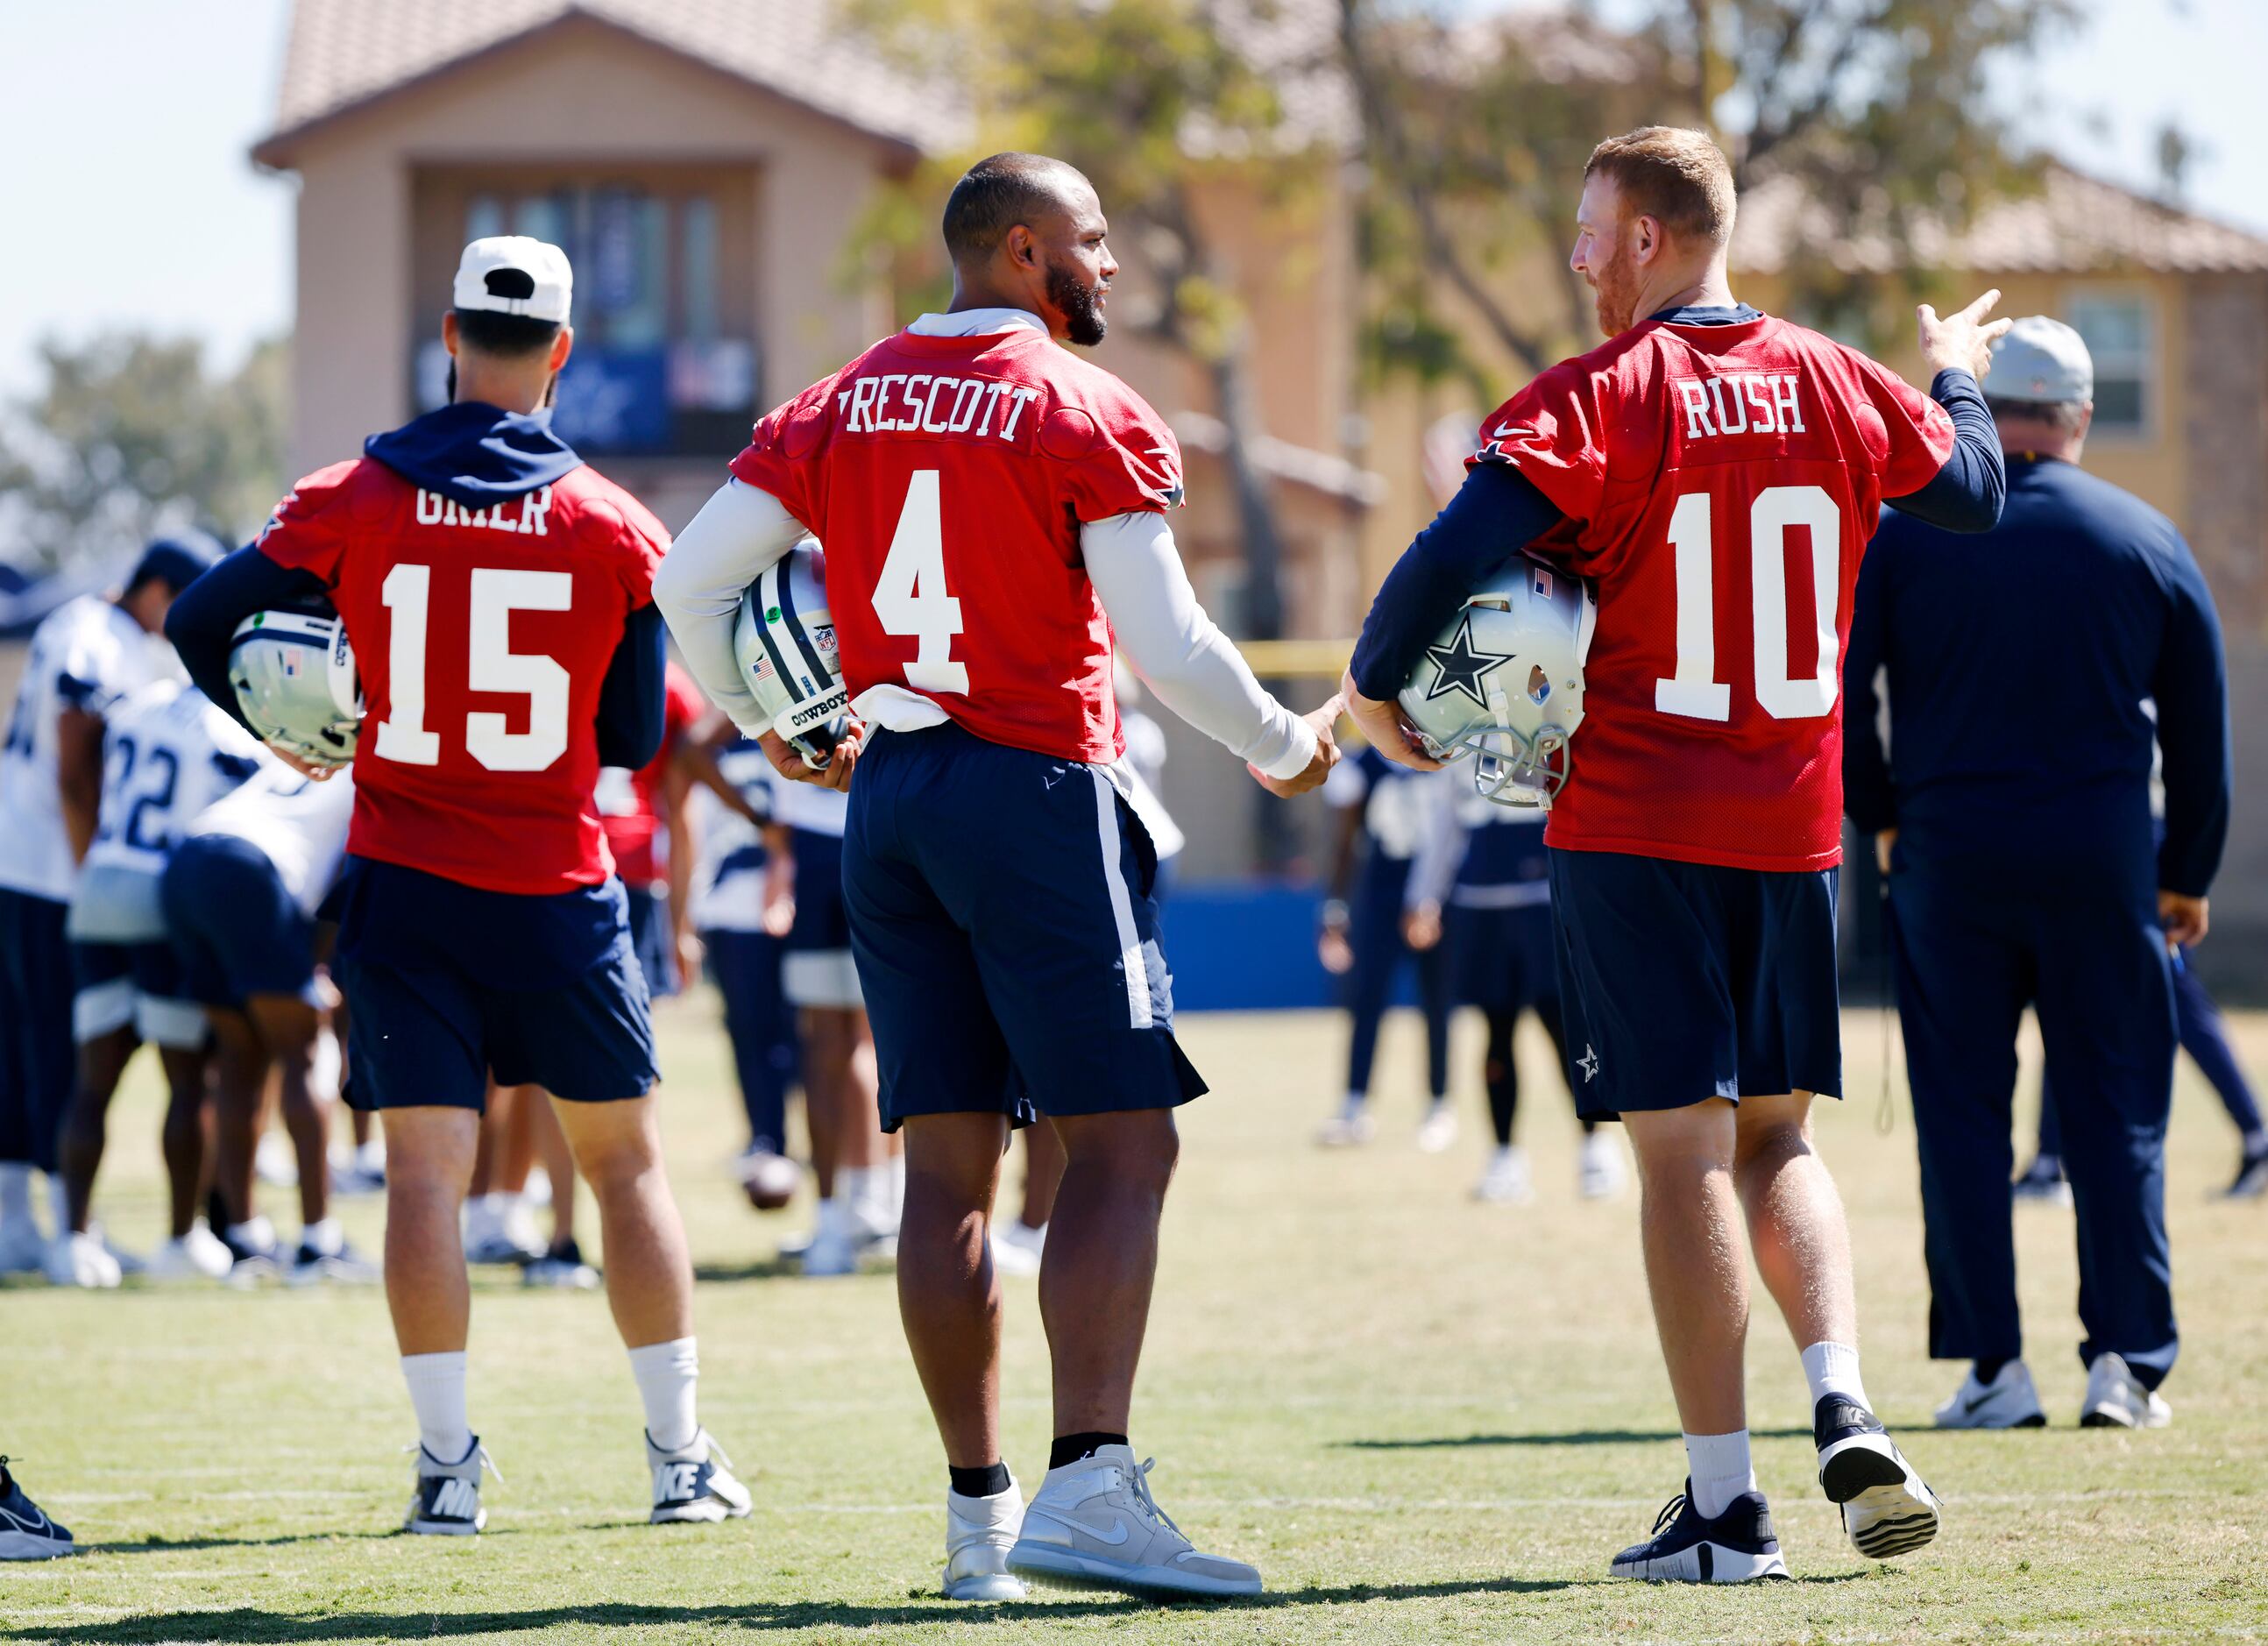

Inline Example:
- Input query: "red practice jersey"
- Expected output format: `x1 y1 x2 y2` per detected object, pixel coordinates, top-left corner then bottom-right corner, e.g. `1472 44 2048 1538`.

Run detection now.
730 324 1184 764
257 461 668 893
1477 311 1954 872
599 662 705 889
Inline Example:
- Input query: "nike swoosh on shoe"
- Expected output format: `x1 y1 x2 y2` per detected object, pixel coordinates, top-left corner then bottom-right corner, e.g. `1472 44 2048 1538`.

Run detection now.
1024 1507 1132 1546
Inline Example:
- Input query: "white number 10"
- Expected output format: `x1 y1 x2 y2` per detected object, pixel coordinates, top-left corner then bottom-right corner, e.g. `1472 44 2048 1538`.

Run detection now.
1654 484 1841 723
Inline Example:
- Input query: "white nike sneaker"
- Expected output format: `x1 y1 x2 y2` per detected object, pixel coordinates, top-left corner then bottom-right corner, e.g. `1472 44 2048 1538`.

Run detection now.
2080 1352 2171 1430
1414 1101 1458 1153
1578 1131 1628 1200
148 1221 235 1281
1473 1146 1534 1204
405 1438 497 1536
1009 1445 1261 1599
44 1231 121 1289
1315 1110 1375 1148
646 1430 752 1523
1933 1360 2045 1430
944 1477 1028 1600
803 1195 893 1277
0 1215 49 1274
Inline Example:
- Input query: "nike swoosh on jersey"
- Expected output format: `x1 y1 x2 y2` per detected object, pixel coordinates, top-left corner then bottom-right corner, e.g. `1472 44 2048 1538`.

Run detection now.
1024 1505 1133 1546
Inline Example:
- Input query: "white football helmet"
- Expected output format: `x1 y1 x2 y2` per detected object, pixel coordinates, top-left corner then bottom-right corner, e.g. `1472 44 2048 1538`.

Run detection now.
733 542 849 768
1397 552 1596 808
229 609 362 768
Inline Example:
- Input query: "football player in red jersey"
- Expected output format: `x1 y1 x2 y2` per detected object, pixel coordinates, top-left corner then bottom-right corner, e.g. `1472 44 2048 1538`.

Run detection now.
165 238 749 1536
659 153 1339 1600
1348 128 2011 1582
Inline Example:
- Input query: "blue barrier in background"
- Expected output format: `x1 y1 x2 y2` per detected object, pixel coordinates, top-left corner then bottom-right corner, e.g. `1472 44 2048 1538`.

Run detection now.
1162 881 1421 1013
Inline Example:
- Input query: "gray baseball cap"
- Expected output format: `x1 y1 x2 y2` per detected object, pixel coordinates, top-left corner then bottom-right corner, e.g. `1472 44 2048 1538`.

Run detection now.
1988 316 2093 403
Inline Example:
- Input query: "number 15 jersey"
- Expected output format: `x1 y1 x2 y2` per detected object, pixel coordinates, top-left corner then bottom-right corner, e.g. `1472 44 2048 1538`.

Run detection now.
729 318 1186 766
1477 309 1954 873
255 459 667 894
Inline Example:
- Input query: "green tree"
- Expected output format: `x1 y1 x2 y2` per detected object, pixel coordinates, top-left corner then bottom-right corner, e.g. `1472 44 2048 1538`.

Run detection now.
1343 0 2080 394
0 333 288 578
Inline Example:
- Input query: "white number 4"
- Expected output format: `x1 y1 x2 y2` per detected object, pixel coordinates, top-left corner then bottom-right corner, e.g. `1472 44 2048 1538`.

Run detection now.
874 470 969 694
375 564 573 771
1655 484 1841 723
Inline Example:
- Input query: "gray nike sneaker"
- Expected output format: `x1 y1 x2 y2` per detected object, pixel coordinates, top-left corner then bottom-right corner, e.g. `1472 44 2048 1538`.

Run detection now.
404 1438 497 1536
1008 1444 1260 1599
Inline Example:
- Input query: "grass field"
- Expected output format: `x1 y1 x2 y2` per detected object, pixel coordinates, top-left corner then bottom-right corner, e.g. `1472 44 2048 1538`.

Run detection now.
4 998 2266 1644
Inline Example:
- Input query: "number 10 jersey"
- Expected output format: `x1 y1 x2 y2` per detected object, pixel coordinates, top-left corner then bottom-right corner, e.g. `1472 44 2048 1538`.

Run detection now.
1475 309 1956 872
729 322 1187 767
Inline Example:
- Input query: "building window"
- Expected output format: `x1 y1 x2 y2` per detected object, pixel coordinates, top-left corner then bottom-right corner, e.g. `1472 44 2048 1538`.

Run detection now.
415 171 757 457
2066 292 2153 436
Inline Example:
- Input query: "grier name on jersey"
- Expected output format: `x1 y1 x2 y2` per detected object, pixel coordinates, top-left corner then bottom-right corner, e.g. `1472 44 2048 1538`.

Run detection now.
411 486 556 535
1676 372 1806 441
837 373 1045 440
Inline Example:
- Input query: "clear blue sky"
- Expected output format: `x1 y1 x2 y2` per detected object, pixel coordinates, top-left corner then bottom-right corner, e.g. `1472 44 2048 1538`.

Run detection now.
0 0 2261 395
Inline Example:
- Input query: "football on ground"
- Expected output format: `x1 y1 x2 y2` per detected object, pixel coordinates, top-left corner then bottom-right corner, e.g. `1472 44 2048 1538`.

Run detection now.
5 1001 2264 1643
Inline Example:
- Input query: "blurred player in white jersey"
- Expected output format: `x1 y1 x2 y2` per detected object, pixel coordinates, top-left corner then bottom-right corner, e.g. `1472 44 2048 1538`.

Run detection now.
0 535 214 1271
164 759 369 1283
760 765 903 1274
52 678 264 1284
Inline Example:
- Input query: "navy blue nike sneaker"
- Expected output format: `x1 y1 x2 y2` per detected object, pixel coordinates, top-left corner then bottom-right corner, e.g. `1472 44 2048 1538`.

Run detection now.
0 1458 74 1560
1610 1480 1789 1582
1816 1394 1943 1559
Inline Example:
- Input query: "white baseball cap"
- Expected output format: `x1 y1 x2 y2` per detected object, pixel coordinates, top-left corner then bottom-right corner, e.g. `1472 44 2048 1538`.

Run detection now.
1988 315 2092 404
453 236 573 323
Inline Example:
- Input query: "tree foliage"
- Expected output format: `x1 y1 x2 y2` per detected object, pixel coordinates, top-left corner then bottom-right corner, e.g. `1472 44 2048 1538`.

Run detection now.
1347 0 2082 393
0 333 288 576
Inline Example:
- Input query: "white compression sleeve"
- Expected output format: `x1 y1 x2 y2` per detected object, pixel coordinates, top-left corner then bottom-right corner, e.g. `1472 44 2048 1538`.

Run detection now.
651 478 811 736
1081 510 1316 780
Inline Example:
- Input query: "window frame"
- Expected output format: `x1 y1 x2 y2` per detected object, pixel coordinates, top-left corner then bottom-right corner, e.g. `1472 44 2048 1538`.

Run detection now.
2062 285 2159 443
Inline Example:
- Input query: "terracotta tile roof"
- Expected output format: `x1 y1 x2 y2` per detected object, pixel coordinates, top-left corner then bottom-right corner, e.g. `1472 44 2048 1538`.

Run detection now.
256 0 969 161
1734 162 2268 276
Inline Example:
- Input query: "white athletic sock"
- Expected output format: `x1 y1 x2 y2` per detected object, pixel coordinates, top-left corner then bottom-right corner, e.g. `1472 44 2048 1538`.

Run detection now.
400 1351 473 1463
1801 1341 1870 1412
1683 1430 1756 1520
302 1217 343 1257
1343 1091 1367 1117
627 1336 700 1453
0 1162 32 1224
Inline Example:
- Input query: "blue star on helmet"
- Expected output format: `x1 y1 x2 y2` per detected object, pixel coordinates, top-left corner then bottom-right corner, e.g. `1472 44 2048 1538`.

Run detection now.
1421 611 1508 709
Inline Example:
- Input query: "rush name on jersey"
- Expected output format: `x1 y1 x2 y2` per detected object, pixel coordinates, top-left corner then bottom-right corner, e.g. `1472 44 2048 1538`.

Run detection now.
255 459 667 893
1476 310 1954 871
729 323 1184 765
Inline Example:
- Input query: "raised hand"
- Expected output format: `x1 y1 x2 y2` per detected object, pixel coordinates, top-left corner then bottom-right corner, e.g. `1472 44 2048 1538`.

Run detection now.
1917 288 2014 381
1252 694 1345 798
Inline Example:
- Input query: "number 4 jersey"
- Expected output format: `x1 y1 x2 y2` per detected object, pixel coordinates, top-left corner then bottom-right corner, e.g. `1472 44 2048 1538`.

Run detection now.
1477 309 1954 872
728 316 1185 765
254 457 667 893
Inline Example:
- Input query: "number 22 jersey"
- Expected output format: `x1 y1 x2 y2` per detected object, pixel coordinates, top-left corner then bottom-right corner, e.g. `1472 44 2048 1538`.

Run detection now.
1478 308 1954 873
728 316 1185 766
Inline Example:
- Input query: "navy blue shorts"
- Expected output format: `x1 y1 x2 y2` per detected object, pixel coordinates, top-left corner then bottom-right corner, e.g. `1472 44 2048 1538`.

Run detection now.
1549 847 1840 1120
161 834 319 1008
1447 902 1556 1015
330 857 657 1111
843 721 1206 1132
0 887 74 1169
785 828 850 953
624 882 679 997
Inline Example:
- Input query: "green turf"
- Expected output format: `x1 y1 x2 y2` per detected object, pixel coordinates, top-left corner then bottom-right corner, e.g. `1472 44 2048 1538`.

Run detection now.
4 999 2266 1643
